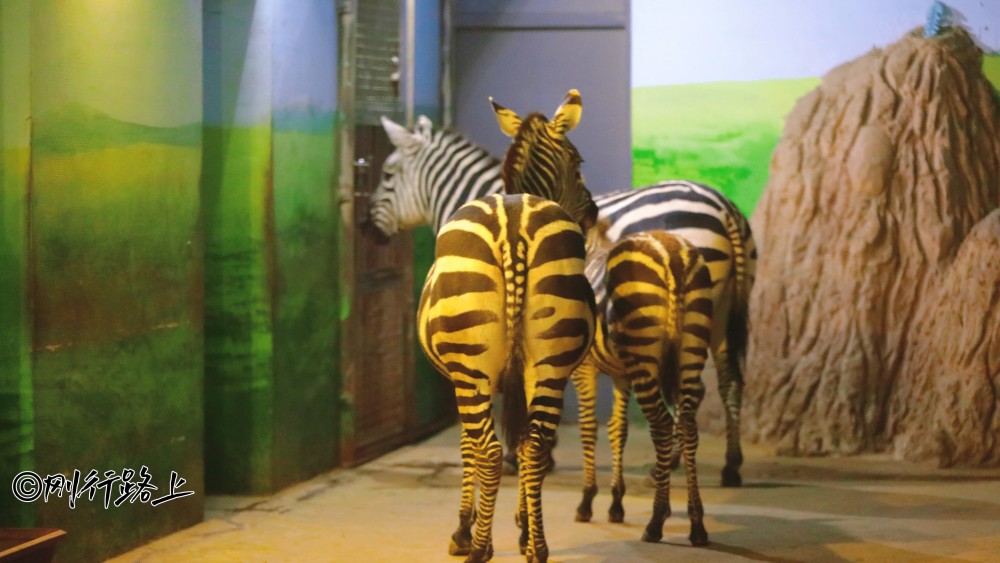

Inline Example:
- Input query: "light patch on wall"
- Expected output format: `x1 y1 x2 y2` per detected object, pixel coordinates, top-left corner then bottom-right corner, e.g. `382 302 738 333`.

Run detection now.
2 0 31 147
30 0 202 127
272 0 337 114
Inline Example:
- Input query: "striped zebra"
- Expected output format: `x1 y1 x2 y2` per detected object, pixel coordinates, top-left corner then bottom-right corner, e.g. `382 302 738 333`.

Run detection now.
373 115 756 493
600 229 714 546
418 90 595 563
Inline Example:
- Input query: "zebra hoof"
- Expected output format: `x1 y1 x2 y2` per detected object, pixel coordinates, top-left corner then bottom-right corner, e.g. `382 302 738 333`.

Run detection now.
526 545 548 563
576 485 597 522
608 503 625 523
721 466 742 487
689 521 709 546
449 529 472 556
640 526 662 543
464 544 493 563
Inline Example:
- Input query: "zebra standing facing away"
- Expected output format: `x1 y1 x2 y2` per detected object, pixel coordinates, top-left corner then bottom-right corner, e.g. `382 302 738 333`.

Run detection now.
418 90 596 563
371 117 755 491
601 230 714 546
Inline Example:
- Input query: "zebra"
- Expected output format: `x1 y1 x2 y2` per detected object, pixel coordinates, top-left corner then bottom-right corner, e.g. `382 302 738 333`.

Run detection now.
372 115 757 494
418 90 596 563
599 229 714 546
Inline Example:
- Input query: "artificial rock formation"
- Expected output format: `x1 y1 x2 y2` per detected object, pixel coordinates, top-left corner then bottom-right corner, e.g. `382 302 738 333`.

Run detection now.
745 27 1000 466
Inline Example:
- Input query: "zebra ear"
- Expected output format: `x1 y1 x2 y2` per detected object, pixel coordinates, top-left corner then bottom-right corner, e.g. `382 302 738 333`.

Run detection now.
381 115 419 150
490 97 522 137
551 89 582 135
415 115 434 140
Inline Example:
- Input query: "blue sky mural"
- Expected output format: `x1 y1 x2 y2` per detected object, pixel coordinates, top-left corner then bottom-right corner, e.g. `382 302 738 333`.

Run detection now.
632 0 1000 87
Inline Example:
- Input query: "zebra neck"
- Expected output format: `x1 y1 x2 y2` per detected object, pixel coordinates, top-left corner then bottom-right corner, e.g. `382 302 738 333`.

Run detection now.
426 136 504 233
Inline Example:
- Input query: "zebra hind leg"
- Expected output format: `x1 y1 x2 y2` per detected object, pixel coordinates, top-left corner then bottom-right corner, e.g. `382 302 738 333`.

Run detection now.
465 423 502 563
680 408 709 546
504 434 556 476
517 453 529 555
637 390 674 543
607 379 631 523
572 363 599 522
521 423 555 563
713 341 744 487
450 428 477 555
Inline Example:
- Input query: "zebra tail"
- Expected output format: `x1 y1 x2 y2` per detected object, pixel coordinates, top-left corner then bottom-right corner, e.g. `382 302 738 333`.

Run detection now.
727 299 748 380
658 267 684 406
501 339 529 454
726 214 751 379
658 339 681 408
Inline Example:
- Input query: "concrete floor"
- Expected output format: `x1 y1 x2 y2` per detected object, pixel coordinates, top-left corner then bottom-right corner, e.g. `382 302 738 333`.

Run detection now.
109 422 1000 562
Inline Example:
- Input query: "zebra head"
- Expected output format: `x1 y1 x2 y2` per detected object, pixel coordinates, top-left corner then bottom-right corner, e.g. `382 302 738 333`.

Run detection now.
371 115 436 237
490 89 598 232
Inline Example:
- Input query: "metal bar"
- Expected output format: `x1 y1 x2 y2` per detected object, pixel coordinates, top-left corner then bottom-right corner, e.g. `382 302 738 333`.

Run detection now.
404 0 415 125
336 0 359 467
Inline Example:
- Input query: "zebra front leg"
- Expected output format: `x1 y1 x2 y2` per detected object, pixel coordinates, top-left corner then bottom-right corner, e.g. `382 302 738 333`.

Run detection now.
635 385 674 543
608 378 631 523
450 427 477 555
712 340 744 487
680 407 709 546
572 361 600 522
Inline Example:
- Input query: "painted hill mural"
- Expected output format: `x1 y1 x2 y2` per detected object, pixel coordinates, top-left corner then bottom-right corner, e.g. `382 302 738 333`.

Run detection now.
32 104 201 154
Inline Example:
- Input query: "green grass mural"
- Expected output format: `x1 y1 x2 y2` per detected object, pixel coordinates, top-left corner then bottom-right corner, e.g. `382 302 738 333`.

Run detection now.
0 145 33 528
270 120 340 486
1 2 206 558
633 54 1000 217
632 78 818 217
1 0 35 529
985 53 1000 91
28 107 204 561
201 123 275 494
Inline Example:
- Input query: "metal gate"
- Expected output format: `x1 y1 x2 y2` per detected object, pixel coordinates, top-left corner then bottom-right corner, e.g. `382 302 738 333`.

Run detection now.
337 0 420 467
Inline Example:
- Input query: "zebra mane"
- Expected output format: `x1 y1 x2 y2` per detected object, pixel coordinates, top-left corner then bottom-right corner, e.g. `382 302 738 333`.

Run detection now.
501 113 596 230
501 112 550 194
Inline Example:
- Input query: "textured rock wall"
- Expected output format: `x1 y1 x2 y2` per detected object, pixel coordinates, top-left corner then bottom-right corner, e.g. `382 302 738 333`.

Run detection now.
745 27 1000 465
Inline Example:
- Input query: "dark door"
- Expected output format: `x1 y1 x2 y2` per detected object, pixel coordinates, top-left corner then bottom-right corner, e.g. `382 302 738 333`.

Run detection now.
338 0 446 467
344 124 416 466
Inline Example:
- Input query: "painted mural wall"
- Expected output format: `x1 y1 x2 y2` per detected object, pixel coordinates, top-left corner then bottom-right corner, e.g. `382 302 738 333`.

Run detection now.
1 0 342 559
0 0 34 530
631 0 1000 216
1 1 205 559
202 0 339 494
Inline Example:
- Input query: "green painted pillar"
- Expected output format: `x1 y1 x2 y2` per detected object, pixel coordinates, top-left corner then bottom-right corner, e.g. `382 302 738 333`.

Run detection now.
203 0 340 494
0 0 35 529
202 0 277 494
270 4 341 487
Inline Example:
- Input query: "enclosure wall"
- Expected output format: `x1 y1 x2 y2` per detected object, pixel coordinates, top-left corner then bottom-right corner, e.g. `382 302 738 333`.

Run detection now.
202 0 340 494
0 2 206 561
